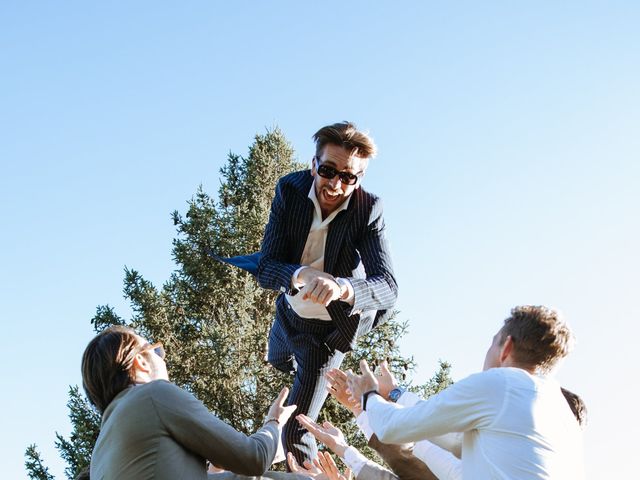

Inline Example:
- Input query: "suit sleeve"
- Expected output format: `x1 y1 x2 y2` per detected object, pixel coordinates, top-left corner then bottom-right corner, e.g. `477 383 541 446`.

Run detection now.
349 197 398 313
257 179 303 293
355 462 399 480
150 381 279 476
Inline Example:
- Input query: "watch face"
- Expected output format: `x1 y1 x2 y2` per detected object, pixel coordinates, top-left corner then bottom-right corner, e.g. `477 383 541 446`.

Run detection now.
389 388 403 402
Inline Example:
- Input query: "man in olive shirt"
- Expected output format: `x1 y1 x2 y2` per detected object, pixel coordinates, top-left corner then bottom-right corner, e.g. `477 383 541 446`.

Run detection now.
82 326 300 480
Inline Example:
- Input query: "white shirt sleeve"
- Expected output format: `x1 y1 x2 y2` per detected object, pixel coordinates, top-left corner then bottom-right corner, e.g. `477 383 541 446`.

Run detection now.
335 277 355 305
413 440 463 480
292 266 307 289
343 446 370 477
355 411 374 441
366 370 504 444
397 390 421 407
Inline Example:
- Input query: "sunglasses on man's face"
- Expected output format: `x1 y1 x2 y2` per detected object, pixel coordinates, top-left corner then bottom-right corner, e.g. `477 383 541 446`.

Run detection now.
314 157 363 186
137 342 166 360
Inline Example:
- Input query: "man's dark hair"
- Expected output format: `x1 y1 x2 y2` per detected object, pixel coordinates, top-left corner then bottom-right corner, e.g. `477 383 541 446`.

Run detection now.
561 387 588 428
313 121 377 159
81 326 140 413
500 305 574 374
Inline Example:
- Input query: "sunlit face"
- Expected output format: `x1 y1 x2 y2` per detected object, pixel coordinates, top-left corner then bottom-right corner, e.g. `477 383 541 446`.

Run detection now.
482 330 504 371
311 144 367 217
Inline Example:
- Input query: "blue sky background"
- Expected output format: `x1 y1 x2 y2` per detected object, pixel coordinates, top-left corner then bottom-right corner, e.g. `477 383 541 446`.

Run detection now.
1 2 638 478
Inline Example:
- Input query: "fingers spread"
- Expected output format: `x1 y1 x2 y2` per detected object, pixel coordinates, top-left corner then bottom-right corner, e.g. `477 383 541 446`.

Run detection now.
359 359 372 376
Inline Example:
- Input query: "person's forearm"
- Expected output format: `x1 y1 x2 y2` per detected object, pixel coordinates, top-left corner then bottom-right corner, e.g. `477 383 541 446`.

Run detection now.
256 255 301 292
350 207 398 312
366 372 498 444
413 440 462 480
153 382 279 476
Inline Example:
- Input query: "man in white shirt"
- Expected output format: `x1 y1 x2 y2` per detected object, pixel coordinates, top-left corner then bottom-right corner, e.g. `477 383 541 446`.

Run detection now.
347 305 585 479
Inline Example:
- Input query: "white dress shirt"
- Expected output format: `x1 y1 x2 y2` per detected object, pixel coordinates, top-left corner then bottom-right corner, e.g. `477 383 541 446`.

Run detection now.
286 184 354 320
366 368 585 479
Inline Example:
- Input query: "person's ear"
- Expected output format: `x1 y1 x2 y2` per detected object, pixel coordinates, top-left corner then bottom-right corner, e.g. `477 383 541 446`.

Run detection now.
132 352 151 375
310 156 317 176
499 335 514 364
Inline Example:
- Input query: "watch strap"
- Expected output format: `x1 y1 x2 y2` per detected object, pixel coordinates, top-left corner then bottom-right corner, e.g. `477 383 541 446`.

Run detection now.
361 389 380 411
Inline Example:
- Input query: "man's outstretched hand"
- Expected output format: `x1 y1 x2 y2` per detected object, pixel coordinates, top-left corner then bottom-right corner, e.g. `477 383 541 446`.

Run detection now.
346 360 380 405
266 387 297 426
325 368 362 415
296 414 349 457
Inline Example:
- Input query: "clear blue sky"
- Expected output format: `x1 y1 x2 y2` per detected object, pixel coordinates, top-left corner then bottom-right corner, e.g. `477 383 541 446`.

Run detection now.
1 2 638 478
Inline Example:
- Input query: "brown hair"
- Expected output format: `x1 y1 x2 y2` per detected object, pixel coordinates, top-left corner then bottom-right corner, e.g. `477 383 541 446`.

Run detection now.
81 326 140 413
561 387 588 428
500 305 574 374
312 121 377 159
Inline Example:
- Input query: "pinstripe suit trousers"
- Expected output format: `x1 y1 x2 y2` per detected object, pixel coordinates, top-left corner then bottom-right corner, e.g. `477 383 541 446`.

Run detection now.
269 295 345 463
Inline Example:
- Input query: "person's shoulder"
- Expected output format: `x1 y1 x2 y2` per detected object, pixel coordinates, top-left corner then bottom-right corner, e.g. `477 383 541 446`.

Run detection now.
480 366 526 380
350 185 382 217
459 368 511 392
136 379 186 400
138 380 201 413
354 184 379 203
279 170 312 190
481 367 543 394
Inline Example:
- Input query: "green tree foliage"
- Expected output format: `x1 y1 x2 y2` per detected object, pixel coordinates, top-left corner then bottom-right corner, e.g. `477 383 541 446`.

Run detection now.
26 128 453 478
53 386 101 480
25 445 54 480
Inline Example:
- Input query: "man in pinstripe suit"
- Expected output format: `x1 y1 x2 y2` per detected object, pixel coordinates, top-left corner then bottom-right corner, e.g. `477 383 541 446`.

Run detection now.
257 121 397 465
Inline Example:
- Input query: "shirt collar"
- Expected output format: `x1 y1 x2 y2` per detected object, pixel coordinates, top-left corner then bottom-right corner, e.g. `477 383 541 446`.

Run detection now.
308 182 352 224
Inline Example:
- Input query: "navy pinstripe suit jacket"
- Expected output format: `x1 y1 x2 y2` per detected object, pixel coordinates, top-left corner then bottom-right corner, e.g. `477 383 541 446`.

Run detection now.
257 170 398 353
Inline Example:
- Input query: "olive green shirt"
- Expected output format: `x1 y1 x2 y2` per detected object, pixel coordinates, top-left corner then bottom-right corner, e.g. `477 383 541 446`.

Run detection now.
90 380 280 480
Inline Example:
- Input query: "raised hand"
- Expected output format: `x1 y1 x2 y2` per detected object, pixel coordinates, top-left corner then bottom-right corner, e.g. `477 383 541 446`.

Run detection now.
325 368 362 415
287 452 328 479
313 451 352 480
376 360 399 400
346 359 379 405
266 387 297 426
296 414 349 457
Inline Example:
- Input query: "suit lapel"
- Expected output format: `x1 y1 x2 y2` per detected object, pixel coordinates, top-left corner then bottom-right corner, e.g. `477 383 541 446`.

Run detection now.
324 207 352 274
292 196 314 264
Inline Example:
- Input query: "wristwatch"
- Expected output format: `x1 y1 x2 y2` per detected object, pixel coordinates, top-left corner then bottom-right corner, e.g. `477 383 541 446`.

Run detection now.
388 387 405 403
361 389 380 411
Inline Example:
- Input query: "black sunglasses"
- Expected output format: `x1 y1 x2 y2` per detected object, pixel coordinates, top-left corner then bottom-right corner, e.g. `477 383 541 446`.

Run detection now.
314 157 363 186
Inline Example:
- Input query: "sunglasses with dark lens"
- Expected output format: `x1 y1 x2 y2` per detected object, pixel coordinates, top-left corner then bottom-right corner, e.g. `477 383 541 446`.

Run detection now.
314 157 363 186
138 342 166 360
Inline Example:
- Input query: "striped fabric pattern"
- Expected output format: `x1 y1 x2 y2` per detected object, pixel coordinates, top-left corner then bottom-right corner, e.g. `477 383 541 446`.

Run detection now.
256 170 398 464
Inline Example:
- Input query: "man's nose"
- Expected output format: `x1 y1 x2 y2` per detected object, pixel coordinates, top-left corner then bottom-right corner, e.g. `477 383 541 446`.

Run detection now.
328 176 343 189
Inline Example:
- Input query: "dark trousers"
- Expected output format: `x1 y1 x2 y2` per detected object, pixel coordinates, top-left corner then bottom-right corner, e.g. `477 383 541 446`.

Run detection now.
268 296 345 465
